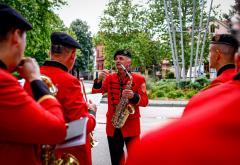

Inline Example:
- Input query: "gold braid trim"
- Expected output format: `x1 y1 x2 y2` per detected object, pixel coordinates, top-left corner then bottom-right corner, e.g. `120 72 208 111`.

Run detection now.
37 95 56 103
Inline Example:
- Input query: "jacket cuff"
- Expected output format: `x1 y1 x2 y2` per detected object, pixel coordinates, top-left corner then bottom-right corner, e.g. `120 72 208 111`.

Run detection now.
31 80 50 101
93 79 102 89
88 109 96 118
129 93 140 105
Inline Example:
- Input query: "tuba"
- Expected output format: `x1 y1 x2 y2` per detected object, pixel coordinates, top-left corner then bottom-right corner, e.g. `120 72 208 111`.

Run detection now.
112 64 135 128
40 75 80 165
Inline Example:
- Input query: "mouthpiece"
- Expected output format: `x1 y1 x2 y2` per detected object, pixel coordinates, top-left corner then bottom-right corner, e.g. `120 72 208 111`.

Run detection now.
120 64 127 71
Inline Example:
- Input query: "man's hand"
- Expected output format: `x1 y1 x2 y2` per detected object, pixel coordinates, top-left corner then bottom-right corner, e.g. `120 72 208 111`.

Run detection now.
97 69 110 82
17 57 41 82
122 89 134 99
87 100 97 113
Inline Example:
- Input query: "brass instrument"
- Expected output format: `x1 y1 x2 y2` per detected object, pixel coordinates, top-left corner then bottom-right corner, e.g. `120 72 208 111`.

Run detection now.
40 75 80 165
41 75 58 95
41 145 79 165
112 64 135 128
79 78 98 148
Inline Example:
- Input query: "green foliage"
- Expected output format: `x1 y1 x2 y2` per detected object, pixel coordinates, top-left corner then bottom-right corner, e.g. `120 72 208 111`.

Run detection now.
12 72 21 79
95 0 162 70
70 19 93 71
166 71 175 79
148 77 210 99
185 89 198 99
166 90 184 99
1 0 67 65
96 0 221 75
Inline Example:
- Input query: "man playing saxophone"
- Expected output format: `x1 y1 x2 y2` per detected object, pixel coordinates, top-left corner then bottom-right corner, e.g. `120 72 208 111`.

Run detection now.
92 49 148 165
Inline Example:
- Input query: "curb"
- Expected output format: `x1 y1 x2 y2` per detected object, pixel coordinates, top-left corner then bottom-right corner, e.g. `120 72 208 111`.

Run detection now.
100 98 188 107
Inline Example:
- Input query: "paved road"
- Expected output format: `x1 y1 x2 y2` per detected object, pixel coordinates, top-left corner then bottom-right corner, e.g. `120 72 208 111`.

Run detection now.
92 103 184 165
82 81 185 164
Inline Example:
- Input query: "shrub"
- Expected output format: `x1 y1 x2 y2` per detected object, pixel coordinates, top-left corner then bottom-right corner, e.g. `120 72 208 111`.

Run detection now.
167 90 184 99
155 90 165 97
185 89 198 99
178 80 191 89
195 77 210 87
166 72 175 79
189 81 202 89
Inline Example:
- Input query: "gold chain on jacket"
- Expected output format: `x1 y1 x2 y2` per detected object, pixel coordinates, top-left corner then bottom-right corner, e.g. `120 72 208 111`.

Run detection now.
112 64 135 128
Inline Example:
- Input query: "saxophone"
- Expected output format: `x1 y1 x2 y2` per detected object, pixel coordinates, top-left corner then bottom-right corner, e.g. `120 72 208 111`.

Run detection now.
112 64 135 128
40 75 80 165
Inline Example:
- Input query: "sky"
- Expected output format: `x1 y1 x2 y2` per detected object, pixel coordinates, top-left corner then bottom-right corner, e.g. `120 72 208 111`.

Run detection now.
55 0 235 35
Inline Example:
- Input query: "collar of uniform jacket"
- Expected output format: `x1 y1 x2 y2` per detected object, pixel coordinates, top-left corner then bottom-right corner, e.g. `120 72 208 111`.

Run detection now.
217 64 235 77
0 60 7 70
43 60 68 72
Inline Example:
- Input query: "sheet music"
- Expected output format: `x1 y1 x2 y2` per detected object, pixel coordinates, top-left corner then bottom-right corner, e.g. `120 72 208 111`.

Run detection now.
56 117 88 149
87 93 103 106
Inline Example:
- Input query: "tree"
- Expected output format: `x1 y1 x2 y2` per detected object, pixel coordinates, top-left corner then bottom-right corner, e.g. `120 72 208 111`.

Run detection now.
96 0 162 72
1 0 67 64
70 19 94 73
148 0 217 79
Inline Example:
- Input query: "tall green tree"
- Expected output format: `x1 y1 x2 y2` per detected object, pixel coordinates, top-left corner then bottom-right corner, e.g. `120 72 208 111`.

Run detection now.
96 0 162 71
1 0 67 64
70 19 93 72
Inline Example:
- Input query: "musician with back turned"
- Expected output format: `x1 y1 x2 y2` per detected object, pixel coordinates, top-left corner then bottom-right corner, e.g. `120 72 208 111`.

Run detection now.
92 49 148 165
24 32 97 165
183 34 239 116
0 4 66 164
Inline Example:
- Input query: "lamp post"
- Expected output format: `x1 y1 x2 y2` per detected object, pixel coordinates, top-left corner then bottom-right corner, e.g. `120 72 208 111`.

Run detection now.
86 49 90 80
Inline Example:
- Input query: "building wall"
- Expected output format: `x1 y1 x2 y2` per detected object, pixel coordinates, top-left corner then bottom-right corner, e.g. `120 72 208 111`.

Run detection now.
95 44 105 71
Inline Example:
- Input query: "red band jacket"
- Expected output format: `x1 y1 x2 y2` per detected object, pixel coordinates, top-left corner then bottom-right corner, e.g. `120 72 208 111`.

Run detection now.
0 67 66 165
92 72 148 137
25 61 96 165
206 64 236 89
183 64 236 116
126 77 240 165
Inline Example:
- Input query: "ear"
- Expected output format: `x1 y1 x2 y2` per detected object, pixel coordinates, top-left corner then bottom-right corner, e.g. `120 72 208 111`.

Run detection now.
216 50 221 61
235 53 240 72
10 29 22 47
70 49 76 60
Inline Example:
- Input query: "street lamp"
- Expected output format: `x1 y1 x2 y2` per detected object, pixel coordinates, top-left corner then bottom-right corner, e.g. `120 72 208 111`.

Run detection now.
86 49 89 80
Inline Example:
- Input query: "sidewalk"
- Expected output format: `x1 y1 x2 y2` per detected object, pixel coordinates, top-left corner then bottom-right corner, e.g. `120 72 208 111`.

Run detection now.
100 98 188 107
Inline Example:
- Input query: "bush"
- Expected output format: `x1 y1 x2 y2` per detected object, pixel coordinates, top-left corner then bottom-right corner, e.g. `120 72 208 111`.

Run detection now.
178 80 191 89
146 77 210 100
189 81 202 89
185 89 198 99
166 90 184 99
195 77 210 87
166 72 175 79
155 90 165 97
